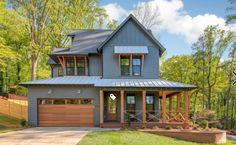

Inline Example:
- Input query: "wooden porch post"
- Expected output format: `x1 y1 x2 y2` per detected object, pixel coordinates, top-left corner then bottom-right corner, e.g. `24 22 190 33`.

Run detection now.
120 90 124 125
169 96 172 120
84 56 88 75
74 56 77 75
162 92 167 123
184 91 189 123
99 90 104 127
176 93 181 121
142 90 146 124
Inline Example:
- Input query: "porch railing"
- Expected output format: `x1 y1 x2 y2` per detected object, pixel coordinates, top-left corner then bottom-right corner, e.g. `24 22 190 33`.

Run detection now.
124 110 142 122
124 110 186 123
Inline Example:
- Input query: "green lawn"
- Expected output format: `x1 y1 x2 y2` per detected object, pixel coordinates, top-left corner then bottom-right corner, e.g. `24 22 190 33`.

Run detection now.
0 113 24 133
77 131 235 145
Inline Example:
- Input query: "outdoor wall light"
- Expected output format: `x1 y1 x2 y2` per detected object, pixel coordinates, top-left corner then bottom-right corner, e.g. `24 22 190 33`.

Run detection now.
48 89 53 95
77 90 81 94
110 93 116 100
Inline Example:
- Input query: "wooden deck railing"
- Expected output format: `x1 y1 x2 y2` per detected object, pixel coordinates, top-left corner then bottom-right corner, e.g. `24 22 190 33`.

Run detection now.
124 110 185 123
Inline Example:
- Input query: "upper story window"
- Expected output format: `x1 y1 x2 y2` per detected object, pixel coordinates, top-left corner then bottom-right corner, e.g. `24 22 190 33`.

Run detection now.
66 58 74 75
77 58 85 75
121 56 130 76
132 56 141 76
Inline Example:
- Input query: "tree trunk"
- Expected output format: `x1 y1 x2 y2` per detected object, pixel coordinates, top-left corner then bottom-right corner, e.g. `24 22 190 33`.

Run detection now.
17 63 21 83
207 86 212 110
31 56 39 81
0 71 3 92
193 91 198 114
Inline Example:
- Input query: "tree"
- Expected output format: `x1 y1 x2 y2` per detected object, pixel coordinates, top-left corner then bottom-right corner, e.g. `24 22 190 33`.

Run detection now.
226 0 236 23
192 26 234 110
132 2 161 29
9 0 107 80
107 19 118 29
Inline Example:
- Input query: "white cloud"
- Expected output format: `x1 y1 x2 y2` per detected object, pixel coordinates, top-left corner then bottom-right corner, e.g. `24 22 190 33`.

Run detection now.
102 3 128 21
102 0 236 44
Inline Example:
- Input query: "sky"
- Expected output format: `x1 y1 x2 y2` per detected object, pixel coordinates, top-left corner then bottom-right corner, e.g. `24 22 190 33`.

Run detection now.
99 0 234 58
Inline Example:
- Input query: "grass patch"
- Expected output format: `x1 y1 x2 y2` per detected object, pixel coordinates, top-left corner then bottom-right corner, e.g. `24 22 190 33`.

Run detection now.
0 113 24 133
77 131 235 145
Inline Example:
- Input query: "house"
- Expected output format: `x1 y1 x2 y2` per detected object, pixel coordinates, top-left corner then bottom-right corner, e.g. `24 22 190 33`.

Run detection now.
21 14 196 128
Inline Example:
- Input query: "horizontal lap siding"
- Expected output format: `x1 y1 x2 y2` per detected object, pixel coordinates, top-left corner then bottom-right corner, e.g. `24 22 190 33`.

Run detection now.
38 104 94 127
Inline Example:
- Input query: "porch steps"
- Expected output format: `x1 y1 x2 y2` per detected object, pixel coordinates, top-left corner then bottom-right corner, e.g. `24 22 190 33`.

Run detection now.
103 122 121 128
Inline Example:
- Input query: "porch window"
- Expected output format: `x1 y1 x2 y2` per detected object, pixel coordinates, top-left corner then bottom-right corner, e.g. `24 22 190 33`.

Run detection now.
126 95 135 111
77 58 85 75
146 94 154 113
66 58 74 75
132 56 141 76
121 56 130 76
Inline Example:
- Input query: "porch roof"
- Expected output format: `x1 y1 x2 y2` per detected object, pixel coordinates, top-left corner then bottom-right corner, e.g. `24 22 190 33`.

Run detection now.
20 76 196 90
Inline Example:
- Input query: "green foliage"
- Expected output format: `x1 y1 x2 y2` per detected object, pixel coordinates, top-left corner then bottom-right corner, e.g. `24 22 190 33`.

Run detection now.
107 19 118 29
226 0 236 23
20 119 27 127
15 86 28 96
165 125 172 130
200 120 209 129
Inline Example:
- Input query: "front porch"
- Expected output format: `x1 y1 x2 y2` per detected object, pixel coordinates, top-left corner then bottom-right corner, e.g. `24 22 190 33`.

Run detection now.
99 89 190 128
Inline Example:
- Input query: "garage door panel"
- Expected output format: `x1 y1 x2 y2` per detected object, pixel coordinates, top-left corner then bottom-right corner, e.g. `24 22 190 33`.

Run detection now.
39 110 94 114
40 119 94 124
38 103 94 127
40 123 94 127
39 116 94 121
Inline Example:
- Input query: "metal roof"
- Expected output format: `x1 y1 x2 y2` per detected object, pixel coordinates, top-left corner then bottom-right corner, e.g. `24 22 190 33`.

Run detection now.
114 46 149 54
20 76 196 90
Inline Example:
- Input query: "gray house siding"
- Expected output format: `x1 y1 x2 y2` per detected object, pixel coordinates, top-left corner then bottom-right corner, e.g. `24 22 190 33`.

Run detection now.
88 55 102 76
51 65 60 78
102 19 160 79
28 86 100 127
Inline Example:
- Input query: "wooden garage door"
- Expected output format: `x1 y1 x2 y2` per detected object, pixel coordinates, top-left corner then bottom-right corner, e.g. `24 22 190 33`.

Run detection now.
38 99 94 127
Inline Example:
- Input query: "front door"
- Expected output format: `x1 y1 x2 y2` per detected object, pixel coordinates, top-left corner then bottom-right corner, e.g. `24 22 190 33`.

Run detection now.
107 93 117 121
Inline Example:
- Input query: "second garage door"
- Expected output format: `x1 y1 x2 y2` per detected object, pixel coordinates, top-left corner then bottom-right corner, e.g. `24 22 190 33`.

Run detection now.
38 98 94 127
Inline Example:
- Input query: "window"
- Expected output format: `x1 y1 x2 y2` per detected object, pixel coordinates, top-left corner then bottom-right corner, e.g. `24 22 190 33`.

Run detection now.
132 56 141 76
146 94 154 112
66 58 74 75
58 67 63 76
126 95 135 111
77 58 85 75
53 99 65 104
38 99 94 105
121 56 130 76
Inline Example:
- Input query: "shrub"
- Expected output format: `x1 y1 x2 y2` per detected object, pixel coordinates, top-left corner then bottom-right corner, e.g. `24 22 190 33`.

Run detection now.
20 119 27 127
153 125 159 129
127 114 131 128
165 125 172 130
16 85 28 96
176 125 183 130
192 124 199 130
200 120 209 129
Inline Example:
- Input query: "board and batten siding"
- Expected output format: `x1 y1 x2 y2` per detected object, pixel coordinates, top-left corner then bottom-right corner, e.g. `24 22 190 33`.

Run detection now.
88 55 102 76
102 19 160 79
27 86 100 127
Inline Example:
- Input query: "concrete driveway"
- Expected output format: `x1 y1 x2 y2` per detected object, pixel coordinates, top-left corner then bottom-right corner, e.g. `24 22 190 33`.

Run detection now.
0 127 118 145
